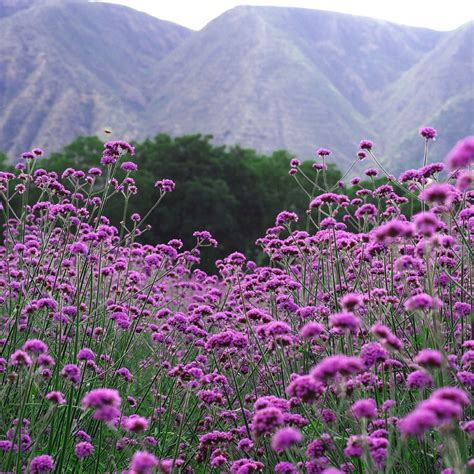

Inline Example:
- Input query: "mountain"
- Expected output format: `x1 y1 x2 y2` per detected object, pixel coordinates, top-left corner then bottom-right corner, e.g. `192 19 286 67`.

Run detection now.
143 6 449 171
0 0 191 157
374 22 474 172
0 1 472 174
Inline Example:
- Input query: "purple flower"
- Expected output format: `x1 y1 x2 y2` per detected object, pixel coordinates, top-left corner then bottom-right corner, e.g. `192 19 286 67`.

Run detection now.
329 312 360 333
365 167 378 177
206 330 248 350
0 440 14 452
104 140 135 156
407 370 433 389
120 161 138 172
355 204 378 219
275 211 298 227
400 169 419 182
458 371 474 389
446 136 474 170
23 339 48 355
75 441 94 458
311 355 363 381
129 451 158 474
398 408 438 437
10 350 32 368
29 454 55 473
88 167 102 176
419 127 437 140
145 436 157 446
75 430 92 442
290 158 301 167
286 375 324 403
300 322 324 339
360 342 388 368
359 140 374 151
46 391 66 405
92 406 121 422
413 211 443 236
155 179 175 192
419 183 457 206
317 148 331 156
374 219 413 242
431 387 470 406
21 151 36 160
419 399 463 424
340 293 364 312
344 435 365 457
61 364 81 384
124 415 149 433
414 349 443 368
82 388 121 409
275 461 298 474
351 399 377 419
456 170 473 192
69 242 88 255
461 420 474 435
404 293 441 311
78 348 95 362
310 193 349 208
271 427 303 452
230 459 264 473
116 367 133 382
251 407 284 436
419 162 444 178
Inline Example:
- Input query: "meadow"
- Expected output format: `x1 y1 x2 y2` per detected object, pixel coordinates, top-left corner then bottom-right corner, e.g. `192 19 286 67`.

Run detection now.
0 130 472 473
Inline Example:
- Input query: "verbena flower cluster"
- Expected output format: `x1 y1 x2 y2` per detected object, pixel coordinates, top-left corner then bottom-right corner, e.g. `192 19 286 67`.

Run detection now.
0 133 473 473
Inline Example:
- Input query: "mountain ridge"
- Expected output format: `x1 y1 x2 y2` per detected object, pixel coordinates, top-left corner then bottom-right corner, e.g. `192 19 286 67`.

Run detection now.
0 0 191 156
0 1 472 173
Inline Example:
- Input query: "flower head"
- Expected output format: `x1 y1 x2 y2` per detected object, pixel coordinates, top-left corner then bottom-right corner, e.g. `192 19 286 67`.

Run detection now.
271 427 303 452
351 399 377 419
446 136 474 170
359 140 373 151
419 127 437 140
75 441 94 459
317 148 331 157
129 451 158 474
155 179 175 192
29 455 55 473
121 161 138 172
46 391 66 405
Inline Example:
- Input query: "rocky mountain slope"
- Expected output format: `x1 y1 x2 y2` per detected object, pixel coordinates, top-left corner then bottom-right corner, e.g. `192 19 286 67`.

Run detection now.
0 1 472 173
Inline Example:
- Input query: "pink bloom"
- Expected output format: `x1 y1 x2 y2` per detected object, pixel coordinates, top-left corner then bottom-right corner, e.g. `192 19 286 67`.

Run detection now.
271 427 303 452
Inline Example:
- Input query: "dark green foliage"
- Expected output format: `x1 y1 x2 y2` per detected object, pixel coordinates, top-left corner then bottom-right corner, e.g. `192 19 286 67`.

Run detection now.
46 136 104 171
0 151 11 169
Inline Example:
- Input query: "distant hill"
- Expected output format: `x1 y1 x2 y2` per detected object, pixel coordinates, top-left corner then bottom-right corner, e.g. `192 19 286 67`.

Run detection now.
374 22 474 172
0 0 191 156
0 1 472 173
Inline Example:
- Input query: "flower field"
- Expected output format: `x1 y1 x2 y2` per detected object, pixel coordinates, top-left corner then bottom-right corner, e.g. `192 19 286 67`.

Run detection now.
0 132 472 473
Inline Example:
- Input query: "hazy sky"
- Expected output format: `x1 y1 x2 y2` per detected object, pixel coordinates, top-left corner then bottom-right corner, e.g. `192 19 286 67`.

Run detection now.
98 0 473 31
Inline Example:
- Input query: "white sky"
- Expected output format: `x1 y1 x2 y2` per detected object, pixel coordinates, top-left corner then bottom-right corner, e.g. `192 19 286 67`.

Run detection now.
97 0 474 31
